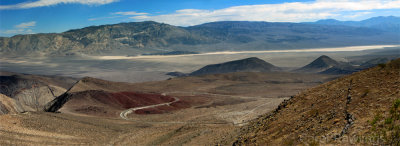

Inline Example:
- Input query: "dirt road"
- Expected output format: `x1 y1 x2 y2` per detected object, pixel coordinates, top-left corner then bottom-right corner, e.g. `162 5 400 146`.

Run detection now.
119 96 179 120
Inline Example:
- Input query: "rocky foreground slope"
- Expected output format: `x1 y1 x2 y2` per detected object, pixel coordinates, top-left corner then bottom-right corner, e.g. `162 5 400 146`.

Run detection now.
234 58 400 145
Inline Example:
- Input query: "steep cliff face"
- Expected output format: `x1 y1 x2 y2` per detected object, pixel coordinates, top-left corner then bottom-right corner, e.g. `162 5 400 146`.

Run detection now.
0 72 77 112
235 58 400 145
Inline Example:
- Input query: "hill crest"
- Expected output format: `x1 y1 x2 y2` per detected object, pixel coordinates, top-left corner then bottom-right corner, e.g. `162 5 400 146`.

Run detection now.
296 55 339 72
189 57 281 76
295 55 359 74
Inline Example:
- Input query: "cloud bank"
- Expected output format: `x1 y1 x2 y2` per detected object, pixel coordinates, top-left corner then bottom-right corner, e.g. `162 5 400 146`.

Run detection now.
0 0 118 10
113 11 148 16
3 21 36 34
128 0 400 26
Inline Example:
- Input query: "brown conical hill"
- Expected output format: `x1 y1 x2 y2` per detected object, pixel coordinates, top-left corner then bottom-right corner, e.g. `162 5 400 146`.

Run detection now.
190 57 281 76
295 55 340 73
296 55 358 74
235 58 400 145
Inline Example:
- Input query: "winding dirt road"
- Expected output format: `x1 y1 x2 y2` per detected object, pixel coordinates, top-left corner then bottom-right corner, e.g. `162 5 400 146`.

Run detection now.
118 91 281 126
119 96 179 120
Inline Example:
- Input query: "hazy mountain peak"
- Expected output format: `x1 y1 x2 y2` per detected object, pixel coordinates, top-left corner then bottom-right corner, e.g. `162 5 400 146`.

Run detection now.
309 55 339 67
241 57 265 62
310 16 400 32
364 15 399 21
315 19 341 23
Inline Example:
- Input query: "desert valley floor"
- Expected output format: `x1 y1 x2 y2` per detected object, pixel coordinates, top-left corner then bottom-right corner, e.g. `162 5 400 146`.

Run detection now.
1 45 397 83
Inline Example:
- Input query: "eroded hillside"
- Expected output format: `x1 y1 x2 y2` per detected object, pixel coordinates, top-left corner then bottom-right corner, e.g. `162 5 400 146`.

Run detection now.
0 71 77 112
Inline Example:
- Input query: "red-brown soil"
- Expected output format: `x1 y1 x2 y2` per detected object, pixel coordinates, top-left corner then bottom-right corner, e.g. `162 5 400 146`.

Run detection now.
46 71 336 117
59 90 179 117
134 94 210 115
134 100 191 115
99 91 175 109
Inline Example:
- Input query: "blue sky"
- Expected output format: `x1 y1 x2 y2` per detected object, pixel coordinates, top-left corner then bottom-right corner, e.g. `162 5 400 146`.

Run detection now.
0 0 399 37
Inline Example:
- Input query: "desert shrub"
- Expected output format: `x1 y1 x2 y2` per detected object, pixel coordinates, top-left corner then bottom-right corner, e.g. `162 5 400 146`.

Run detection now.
309 109 319 117
371 113 382 126
361 89 370 98
387 58 400 69
369 99 400 145
283 139 294 146
378 63 386 68
385 117 393 125
393 99 400 109
308 139 320 146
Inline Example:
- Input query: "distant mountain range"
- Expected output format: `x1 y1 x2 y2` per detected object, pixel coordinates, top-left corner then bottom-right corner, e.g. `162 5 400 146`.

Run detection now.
309 16 400 32
0 16 399 56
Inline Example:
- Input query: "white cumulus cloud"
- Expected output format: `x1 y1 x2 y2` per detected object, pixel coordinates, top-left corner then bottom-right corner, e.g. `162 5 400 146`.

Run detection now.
89 11 148 21
3 21 36 35
113 11 148 16
130 0 400 26
0 0 118 10
15 21 36 29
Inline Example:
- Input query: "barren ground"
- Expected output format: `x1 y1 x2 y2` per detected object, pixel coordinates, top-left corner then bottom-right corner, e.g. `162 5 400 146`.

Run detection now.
0 72 338 145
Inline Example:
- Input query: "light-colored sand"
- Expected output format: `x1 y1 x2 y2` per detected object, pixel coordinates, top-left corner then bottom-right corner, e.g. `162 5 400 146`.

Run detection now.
93 45 399 60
